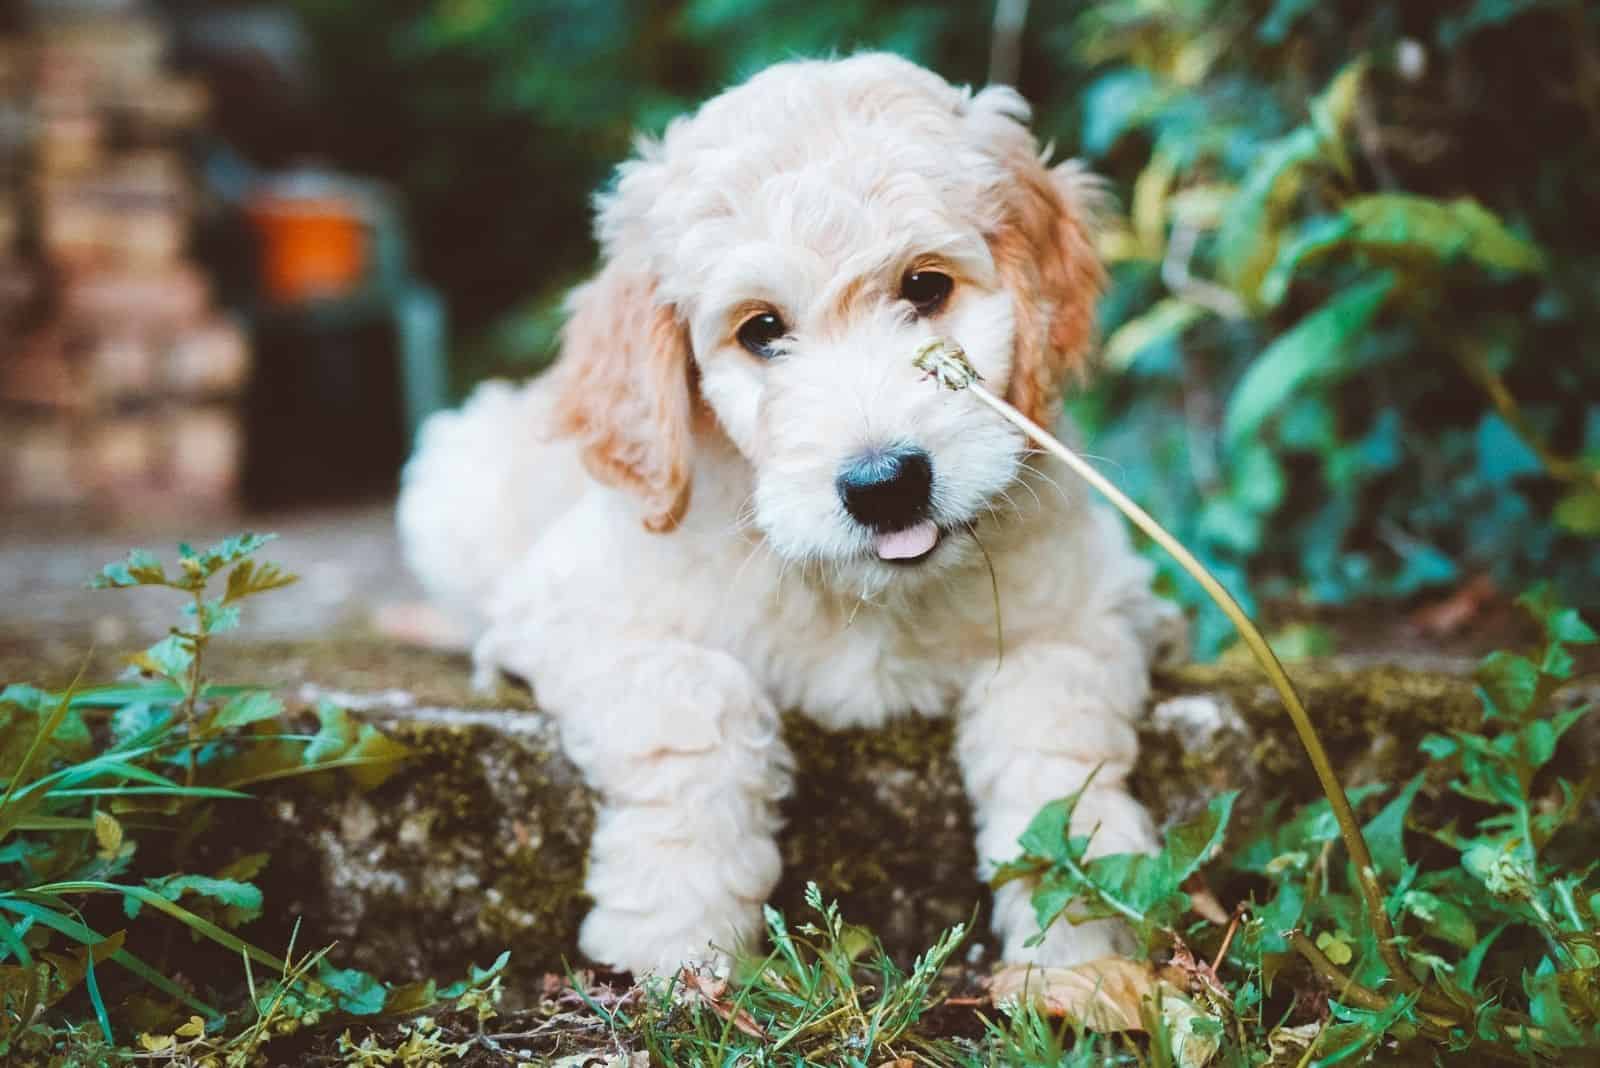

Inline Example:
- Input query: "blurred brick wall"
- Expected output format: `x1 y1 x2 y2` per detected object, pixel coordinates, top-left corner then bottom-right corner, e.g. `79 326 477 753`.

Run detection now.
1 4 249 523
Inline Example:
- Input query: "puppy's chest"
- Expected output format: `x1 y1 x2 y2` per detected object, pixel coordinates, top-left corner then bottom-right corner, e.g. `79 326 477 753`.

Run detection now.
725 593 992 730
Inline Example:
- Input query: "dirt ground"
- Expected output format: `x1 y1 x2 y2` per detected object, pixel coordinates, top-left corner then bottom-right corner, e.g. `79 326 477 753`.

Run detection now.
0 503 422 647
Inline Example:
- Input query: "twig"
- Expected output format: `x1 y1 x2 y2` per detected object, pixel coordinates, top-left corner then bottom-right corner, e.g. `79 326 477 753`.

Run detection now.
912 336 1418 994
988 0 1029 86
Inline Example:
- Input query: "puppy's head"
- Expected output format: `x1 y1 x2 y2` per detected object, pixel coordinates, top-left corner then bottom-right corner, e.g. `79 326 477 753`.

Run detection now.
554 53 1104 591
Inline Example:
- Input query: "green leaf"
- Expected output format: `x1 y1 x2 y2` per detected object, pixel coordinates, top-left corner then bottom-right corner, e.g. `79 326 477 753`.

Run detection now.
1161 790 1239 888
89 549 169 590
1400 890 1479 949
1015 775 1101 866
1258 0 1319 43
129 636 194 685
1308 58 1368 178
126 876 263 928
1516 588 1598 644
1215 125 1324 297
319 963 389 1015
1475 651 1540 719
1552 487 1600 535
1102 299 1207 372
196 534 275 575
1363 774 1424 880
1223 273 1396 454
1262 196 1543 308
213 692 285 730
297 701 410 789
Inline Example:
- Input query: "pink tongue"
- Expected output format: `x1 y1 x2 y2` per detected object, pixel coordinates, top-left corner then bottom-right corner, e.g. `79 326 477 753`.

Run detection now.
874 520 939 561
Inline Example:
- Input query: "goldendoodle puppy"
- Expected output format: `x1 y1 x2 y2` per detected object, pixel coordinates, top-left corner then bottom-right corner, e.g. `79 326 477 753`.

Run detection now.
398 52 1180 975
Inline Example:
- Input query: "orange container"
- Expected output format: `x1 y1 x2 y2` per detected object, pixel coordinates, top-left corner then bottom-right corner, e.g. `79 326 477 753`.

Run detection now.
246 181 369 304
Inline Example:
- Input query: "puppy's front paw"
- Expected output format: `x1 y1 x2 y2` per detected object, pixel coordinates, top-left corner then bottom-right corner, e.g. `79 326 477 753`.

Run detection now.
578 902 754 978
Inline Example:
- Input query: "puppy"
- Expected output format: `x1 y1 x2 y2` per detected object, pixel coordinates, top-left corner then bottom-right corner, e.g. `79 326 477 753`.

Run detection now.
397 53 1181 975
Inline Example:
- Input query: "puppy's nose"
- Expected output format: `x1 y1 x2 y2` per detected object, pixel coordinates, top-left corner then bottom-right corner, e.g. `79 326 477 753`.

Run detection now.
836 446 933 531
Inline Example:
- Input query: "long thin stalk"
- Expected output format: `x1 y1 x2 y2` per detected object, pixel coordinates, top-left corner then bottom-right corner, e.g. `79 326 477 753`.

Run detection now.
912 338 1416 992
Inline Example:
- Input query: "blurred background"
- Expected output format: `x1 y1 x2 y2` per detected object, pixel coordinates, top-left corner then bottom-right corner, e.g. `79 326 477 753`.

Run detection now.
0 0 1596 656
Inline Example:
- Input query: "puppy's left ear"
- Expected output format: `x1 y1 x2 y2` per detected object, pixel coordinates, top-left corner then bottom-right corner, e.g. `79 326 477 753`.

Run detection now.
551 259 696 533
974 91 1108 428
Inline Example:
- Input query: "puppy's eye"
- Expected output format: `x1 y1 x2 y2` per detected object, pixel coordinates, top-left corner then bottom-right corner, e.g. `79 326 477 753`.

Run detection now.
901 270 953 315
736 312 787 358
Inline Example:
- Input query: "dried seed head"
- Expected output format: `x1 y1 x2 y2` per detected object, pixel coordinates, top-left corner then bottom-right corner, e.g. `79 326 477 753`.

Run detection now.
912 336 981 391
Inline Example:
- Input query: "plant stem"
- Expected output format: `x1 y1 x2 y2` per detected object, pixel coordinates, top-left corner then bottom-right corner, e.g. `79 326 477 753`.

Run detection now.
915 343 1416 993
184 590 206 787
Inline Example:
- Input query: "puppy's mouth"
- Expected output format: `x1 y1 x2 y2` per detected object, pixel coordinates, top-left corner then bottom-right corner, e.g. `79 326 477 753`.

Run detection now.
872 519 943 565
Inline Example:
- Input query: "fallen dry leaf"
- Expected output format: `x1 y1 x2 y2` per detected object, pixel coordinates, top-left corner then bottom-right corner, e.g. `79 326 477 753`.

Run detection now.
989 957 1221 1067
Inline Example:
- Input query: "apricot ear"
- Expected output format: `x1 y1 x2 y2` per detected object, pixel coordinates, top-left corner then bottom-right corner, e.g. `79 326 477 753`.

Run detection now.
990 159 1107 428
550 259 695 532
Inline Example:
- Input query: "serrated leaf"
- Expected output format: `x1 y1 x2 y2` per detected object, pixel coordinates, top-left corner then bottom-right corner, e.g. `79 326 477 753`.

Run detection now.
223 559 298 605
213 692 284 730
1223 272 1394 454
1516 588 1598 644
300 700 411 788
197 533 275 575
129 636 194 685
126 876 263 928
1475 651 1540 719
90 549 168 590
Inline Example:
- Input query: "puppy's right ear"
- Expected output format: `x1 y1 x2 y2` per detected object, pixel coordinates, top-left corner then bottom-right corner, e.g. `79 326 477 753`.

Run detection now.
550 259 696 533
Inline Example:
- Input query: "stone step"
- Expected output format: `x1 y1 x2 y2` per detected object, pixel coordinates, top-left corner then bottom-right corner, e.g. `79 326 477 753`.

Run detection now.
190 644 1492 993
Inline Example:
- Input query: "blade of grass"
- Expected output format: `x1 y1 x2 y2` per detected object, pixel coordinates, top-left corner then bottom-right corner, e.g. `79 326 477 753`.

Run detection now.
82 933 114 1046
43 786 251 798
0 658 91 838
0 897 217 1017
15 882 288 975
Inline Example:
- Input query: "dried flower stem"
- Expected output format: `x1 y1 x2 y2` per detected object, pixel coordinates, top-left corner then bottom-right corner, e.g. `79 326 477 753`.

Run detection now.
913 337 1416 992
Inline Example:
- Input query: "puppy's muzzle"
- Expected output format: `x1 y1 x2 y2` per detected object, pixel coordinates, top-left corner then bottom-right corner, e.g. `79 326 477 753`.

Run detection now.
836 445 941 562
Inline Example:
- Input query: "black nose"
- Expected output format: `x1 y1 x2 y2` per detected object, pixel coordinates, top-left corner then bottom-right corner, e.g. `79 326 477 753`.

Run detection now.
836 446 934 532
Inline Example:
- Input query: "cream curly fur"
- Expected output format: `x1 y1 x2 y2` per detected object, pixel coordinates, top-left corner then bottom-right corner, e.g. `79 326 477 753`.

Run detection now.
397 53 1183 975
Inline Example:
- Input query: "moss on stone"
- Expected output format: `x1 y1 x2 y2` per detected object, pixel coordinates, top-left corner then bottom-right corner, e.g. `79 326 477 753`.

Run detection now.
2 633 1492 985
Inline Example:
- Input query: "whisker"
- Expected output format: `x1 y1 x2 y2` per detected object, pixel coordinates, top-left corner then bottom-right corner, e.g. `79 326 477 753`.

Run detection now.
964 521 1005 675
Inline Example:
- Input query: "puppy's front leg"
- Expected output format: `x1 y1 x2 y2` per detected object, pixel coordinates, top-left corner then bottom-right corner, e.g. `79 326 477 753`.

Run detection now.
486 632 792 975
957 635 1157 965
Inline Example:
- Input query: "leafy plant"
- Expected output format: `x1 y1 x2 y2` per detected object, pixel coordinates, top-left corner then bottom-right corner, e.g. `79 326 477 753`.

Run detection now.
1069 0 1600 655
1003 590 1600 1063
0 534 498 1062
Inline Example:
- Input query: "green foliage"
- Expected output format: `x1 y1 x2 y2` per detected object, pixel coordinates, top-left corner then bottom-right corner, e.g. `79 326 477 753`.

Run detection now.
1003 592 1600 1063
0 535 500 1063
1072 0 1600 654
996 778 1239 952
